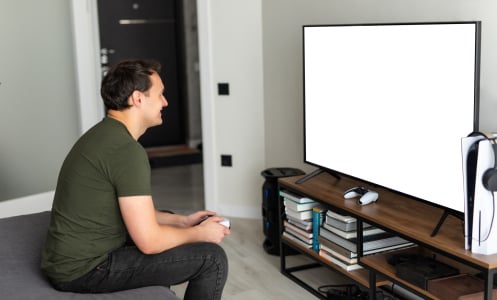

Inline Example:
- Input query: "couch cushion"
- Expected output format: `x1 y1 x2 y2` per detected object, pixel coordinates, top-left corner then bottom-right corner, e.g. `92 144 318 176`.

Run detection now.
0 211 179 300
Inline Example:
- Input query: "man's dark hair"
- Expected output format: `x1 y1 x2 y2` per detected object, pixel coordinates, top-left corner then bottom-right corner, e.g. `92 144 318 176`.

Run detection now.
100 60 162 110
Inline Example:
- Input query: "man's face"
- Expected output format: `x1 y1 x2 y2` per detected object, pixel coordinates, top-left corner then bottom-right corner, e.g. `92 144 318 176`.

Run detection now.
142 72 168 127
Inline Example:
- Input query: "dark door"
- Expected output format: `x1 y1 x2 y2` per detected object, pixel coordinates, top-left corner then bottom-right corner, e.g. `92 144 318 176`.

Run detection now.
97 0 185 148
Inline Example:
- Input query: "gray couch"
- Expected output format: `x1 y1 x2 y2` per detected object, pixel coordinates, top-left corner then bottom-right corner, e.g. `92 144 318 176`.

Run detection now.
0 211 180 300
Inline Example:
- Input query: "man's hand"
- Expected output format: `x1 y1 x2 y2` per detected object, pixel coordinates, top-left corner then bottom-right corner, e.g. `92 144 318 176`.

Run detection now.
184 210 216 227
197 216 231 243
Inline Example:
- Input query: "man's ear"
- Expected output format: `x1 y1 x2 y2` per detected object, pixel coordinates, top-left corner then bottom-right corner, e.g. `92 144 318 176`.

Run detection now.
129 90 143 107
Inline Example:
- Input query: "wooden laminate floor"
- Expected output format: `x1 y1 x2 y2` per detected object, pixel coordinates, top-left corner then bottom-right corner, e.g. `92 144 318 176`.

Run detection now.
151 164 355 299
172 216 357 299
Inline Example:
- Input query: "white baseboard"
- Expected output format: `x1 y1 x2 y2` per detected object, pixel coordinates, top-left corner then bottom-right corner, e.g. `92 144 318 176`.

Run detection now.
0 191 54 218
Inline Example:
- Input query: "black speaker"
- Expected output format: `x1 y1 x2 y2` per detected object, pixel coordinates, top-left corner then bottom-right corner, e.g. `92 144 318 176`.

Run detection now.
261 167 304 255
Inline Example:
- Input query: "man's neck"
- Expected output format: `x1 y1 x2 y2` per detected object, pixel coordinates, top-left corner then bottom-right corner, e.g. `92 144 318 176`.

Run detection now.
107 110 145 141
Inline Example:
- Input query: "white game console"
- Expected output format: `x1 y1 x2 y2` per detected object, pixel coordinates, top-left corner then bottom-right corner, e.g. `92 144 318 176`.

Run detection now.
462 133 497 254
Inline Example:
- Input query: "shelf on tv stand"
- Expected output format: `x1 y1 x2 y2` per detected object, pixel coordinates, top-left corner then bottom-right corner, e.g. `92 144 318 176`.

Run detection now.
278 172 497 300
281 234 390 288
359 247 440 299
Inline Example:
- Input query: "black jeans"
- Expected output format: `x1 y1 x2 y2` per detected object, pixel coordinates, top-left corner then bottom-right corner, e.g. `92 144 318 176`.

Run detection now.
52 242 228 300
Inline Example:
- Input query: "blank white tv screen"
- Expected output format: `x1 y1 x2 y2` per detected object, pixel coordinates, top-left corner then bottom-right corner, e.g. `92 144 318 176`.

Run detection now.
303 22 480 213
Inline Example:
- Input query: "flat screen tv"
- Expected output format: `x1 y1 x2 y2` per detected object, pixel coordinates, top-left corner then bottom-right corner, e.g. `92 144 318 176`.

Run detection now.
302 21 481 214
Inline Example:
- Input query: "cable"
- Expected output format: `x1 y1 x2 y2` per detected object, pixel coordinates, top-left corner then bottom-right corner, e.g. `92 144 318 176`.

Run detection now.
317 283 363 299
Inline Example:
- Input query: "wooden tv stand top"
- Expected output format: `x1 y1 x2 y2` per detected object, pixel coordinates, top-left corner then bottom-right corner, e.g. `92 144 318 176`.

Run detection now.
278 172 497 270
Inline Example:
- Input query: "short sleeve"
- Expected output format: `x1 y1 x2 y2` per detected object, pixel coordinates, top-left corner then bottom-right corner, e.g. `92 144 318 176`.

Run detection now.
110 141 152 197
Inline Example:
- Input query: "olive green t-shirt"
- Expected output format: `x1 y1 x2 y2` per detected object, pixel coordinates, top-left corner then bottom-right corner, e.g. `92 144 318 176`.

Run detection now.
41 117 152 282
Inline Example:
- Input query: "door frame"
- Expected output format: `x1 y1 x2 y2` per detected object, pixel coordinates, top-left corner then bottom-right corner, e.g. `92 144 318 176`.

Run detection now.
70 0 216 211
70 0 104 134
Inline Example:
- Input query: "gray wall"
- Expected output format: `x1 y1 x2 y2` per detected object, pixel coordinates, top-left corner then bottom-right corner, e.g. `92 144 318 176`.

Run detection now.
0 1 79 201
262 0 497 171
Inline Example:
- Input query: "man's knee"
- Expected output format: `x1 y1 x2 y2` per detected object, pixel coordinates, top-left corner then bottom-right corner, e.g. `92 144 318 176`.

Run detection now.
199 243 228 281
205 243 228 269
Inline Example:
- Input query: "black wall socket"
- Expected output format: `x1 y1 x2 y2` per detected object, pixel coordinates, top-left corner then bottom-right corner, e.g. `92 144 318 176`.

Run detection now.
221 154 232 167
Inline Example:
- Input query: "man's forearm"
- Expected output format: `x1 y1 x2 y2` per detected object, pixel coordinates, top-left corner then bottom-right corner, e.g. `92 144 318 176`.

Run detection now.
155 210 187 227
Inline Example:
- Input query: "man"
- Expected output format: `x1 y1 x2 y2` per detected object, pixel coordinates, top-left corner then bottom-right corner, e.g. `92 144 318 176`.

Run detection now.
41 60 229 300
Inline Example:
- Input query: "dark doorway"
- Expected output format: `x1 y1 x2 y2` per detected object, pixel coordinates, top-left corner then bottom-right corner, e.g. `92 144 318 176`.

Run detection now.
97 0 185 148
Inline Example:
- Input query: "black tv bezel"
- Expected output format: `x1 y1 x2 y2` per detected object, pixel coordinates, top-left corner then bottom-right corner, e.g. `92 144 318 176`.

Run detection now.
301 21 481 216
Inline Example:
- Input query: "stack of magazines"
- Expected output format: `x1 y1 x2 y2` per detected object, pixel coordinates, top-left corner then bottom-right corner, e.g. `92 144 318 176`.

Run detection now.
318 210 414 271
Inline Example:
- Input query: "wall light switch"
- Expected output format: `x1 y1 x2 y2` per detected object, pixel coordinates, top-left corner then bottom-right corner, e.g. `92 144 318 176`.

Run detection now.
218 83 229 95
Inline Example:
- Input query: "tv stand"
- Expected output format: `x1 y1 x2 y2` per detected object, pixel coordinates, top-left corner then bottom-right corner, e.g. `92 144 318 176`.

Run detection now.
430 209 464 237
278 173 497 300
295 168 340 184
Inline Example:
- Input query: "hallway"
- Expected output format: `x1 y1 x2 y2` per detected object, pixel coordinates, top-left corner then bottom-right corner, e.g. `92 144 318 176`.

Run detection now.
151 163 204 215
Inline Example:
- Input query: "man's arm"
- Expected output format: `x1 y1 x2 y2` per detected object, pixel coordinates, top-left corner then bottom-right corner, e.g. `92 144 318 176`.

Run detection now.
119 195 230 254
154 209 217 228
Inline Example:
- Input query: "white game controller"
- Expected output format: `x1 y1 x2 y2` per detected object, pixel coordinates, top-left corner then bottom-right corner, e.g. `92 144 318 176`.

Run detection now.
343 186 378 205
343 186 369 199
198 216 231 229
218 218 231 229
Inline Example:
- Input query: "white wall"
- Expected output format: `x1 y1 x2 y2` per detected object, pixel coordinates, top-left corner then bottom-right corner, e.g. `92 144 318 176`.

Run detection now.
198 0 266 218
71 0 104 134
